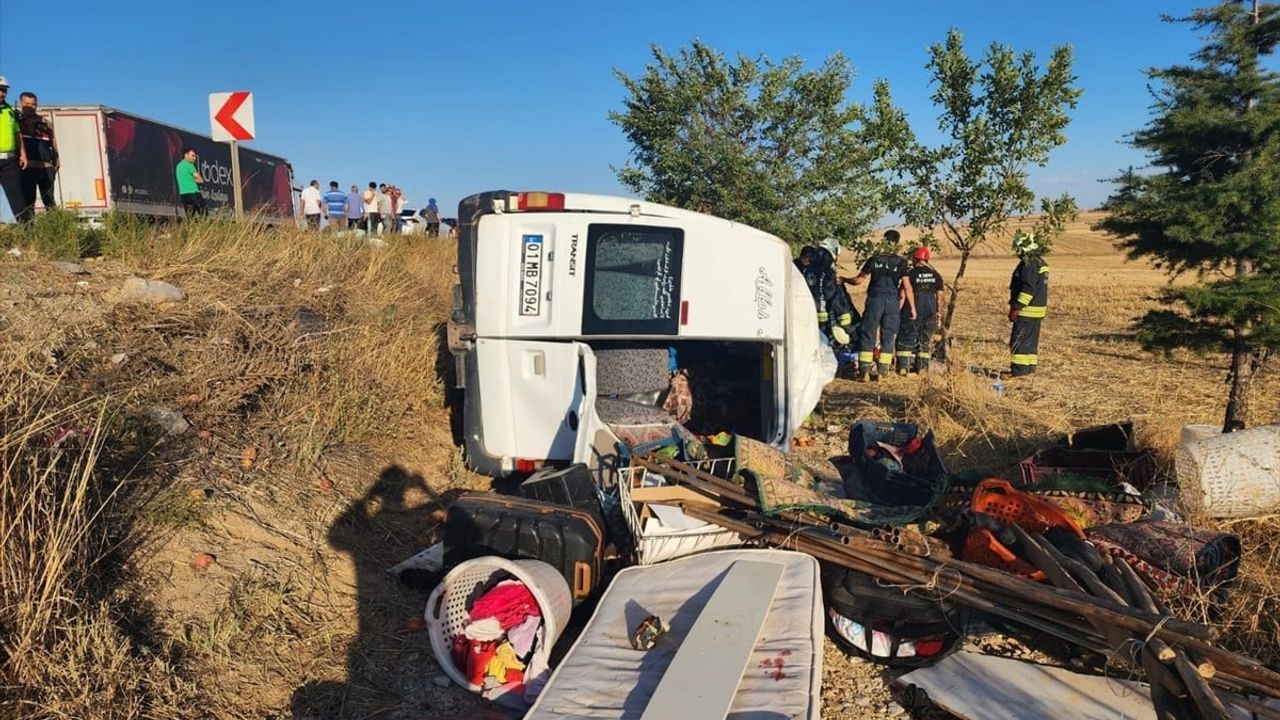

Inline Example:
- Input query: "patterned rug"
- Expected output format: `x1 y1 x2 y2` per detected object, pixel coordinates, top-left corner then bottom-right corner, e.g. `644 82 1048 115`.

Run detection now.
733 436 935 527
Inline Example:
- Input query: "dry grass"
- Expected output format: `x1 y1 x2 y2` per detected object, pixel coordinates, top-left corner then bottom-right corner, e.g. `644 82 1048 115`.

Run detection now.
1 217 473 719
3 211 1279 719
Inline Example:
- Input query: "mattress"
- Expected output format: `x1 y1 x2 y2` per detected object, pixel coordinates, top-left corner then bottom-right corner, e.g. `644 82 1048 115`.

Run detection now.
525 549 823 719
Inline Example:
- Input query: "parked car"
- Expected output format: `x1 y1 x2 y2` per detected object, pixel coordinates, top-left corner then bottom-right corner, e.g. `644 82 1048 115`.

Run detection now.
447 189 836 477
399 208 426 234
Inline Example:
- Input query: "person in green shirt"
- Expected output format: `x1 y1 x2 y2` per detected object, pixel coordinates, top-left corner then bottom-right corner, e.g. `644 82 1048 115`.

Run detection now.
174 147 206 217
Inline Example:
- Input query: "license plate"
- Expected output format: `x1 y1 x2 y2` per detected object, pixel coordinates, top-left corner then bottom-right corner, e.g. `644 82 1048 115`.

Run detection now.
519 234 544 316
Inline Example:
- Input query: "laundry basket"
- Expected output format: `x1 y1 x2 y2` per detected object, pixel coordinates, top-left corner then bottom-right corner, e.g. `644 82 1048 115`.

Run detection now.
426 557 572 702
1176 425 1280 518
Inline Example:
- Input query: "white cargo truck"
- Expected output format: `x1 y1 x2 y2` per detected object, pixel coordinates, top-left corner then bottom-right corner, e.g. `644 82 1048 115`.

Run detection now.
447 190 836 477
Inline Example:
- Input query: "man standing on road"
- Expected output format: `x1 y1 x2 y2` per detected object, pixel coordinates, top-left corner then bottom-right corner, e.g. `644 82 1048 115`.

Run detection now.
300 180 324 230
376 183 394 236
847 229 915 382
421 197 441 237
1008 231 1049 377
895 247 945 376
0 77 31 222
323 181 348 231
345 184 363 231
363 182 379 235
174 147 206 217
387 184 403 233
18 92 58 219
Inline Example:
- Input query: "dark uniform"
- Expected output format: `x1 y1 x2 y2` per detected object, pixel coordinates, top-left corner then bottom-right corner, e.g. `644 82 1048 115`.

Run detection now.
1008 254 1049 376
802 247 857 346
896 264 943 373
856 253 910 374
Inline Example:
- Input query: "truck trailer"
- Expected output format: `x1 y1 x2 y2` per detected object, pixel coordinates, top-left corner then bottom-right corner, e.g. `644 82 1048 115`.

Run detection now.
38 105 295 223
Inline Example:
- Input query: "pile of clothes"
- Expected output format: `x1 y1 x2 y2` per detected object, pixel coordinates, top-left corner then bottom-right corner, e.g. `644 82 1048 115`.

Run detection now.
451 579 549 700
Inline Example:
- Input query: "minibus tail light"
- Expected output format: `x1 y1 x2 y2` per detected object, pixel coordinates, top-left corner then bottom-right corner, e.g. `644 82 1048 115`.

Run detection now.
516 192 566 211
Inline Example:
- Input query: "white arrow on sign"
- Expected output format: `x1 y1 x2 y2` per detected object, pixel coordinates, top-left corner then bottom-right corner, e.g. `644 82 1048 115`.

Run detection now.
209 91 255 142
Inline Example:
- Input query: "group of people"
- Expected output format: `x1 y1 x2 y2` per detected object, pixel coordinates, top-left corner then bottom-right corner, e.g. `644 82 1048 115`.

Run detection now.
0 76 60 223
799 228 1049 379
297 179 442 236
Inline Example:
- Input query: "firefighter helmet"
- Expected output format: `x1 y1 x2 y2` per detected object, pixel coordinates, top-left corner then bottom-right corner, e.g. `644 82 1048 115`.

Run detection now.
820 237 841 258
882 229 902 247
912 247 931 262
1012 231 1043 256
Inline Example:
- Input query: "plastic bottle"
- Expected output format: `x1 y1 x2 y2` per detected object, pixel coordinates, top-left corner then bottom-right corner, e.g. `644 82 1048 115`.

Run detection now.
992 374 1005 398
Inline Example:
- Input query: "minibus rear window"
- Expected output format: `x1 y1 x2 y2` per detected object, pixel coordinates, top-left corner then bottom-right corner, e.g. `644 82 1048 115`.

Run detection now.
582 224 684 335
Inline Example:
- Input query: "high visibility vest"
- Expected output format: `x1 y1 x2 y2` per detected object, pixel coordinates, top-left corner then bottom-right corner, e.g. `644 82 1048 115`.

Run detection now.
0 105 17 153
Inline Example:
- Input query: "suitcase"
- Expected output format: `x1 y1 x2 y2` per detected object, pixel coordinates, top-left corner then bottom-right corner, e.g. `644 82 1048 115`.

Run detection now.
444 493 605 604
518 464 604 524
823 565 964 667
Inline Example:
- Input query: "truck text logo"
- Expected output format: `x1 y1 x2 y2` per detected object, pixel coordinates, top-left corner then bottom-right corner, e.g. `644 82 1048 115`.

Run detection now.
754 267 774 320
567 233 579 277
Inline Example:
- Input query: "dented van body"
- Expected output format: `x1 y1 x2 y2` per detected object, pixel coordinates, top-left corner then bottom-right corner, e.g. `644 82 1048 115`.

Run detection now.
447 190 835 477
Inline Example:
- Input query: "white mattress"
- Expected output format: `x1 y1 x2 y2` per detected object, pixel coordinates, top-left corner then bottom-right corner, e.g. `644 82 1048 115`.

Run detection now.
526 549 823 720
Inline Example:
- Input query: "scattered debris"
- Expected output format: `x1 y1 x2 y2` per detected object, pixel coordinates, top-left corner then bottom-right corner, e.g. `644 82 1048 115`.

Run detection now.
318 477 334 493
896 651 1156 720
240 447 258 469
1177 423 1280 518
120 276 187 304
6 247 21 257
110 352 128 364
190 553 216 570
51 261 89 275
146 406 190 436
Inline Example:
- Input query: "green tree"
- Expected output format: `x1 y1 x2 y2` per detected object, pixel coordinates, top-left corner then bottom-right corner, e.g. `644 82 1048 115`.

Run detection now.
1097 1 1280 432
610 39 885 249
866 30 1081 331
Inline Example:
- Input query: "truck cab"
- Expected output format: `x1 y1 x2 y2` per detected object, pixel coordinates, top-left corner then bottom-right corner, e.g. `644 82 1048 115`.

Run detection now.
448 190 835 477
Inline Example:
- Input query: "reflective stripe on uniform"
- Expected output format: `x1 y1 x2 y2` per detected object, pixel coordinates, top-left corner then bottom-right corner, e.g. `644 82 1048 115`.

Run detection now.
916 352 930 359
858 351 874 362
837 313 852 325
1040 266 1050 274
1019 305 1047 318
817 311 829 322
895 350 913 358
1011 353 1039 365
1015 292 1033 307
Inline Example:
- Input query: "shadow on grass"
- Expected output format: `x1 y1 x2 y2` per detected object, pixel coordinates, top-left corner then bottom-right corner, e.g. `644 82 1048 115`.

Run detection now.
290 464 484 720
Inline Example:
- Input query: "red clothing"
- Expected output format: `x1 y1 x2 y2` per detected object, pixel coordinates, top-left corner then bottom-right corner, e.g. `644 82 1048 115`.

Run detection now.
468 580 540 629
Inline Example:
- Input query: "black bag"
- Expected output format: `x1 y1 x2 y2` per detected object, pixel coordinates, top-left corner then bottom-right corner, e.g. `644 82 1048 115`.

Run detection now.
823 565 964 667
444 493 605 604
518 464 604 526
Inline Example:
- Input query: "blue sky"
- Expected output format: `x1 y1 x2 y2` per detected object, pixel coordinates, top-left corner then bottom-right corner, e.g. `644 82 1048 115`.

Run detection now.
0 0 1215 220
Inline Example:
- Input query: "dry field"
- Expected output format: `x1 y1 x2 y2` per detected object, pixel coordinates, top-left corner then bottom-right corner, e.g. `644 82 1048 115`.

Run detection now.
0 210 1276 720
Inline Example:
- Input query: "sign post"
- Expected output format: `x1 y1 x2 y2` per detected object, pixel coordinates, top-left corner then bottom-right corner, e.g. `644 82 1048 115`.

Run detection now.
209 91 256 220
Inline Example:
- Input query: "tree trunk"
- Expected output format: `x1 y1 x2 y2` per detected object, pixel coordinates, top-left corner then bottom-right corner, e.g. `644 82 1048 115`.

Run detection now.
1222 331 1267 432
942 248 971 333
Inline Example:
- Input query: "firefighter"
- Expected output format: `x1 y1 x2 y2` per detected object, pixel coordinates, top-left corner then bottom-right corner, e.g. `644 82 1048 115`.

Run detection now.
1008 231 1049 376
895 246 945 375
803 238 857 352
848 230 915 381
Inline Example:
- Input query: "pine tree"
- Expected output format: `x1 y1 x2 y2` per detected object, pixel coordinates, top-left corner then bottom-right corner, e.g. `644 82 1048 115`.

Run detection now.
1097 1 1280 431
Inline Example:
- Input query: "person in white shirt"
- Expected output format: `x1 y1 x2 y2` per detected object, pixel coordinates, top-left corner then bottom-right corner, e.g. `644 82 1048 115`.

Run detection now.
363 181 379 235
300 180 323 230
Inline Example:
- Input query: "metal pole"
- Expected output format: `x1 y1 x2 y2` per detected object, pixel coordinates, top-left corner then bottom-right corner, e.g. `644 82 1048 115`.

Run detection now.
230 139 244 221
